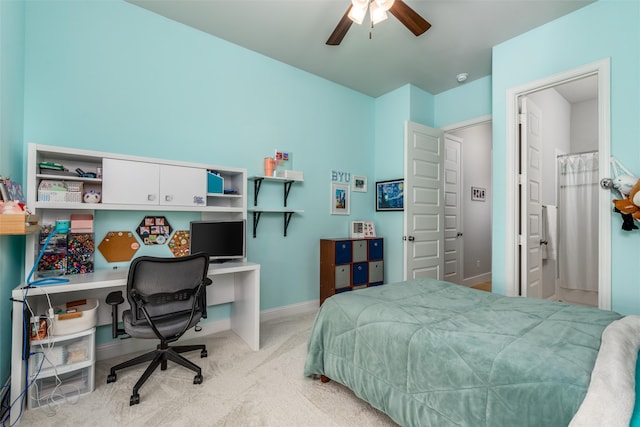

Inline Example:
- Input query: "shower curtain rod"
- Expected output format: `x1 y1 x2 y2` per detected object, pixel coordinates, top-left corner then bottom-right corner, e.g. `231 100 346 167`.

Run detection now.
556 150 598 159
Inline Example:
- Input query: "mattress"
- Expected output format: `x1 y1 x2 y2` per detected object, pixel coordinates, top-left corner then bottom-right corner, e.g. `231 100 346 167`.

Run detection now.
304 278 623 426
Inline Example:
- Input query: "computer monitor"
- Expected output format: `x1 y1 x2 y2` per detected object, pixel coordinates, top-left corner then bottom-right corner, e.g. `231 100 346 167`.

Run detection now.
189 220 246 262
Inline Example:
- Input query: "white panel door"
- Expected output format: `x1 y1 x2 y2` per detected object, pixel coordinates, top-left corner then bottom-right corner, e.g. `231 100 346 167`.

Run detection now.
520 97 543 298
159 164 207 206
404 121 444 280
102 158 159 205
443 134 462 284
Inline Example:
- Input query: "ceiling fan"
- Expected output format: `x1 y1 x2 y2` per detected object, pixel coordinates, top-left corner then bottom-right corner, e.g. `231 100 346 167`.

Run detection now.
327 0 431 46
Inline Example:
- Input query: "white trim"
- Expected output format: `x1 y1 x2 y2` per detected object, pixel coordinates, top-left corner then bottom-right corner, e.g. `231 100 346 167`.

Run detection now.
462 272 492 288
441 114 492 132
504 58 611 309
260 300 318 323
96 300 319 361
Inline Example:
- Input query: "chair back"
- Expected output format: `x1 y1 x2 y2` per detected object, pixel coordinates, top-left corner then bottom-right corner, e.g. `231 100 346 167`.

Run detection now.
126 253 210 325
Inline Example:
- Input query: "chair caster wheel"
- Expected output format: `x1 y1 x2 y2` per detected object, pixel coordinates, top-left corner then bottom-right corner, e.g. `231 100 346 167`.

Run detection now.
201 349 208 358
107 373 117 383
194 374 203 384
130 394 140 406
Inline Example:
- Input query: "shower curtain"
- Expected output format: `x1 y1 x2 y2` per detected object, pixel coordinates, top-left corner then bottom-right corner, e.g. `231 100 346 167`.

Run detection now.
558 151 599 291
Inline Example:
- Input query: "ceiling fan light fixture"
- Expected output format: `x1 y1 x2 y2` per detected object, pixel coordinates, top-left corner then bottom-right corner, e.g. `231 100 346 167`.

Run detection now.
375 0 395 11
370 2 388 24
348 4 367 24
351 0 369 8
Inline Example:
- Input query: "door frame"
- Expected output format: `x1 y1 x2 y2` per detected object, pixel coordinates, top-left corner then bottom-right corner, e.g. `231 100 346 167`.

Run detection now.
504 58 611 309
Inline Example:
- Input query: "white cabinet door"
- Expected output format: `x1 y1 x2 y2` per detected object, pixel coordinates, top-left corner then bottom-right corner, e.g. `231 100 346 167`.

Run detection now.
159 164 207 207
102 158 160 205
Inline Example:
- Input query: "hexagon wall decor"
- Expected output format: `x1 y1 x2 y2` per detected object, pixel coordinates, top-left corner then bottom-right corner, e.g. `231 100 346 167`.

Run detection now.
98 231 140 262
137 216 172 245
168 230 190 257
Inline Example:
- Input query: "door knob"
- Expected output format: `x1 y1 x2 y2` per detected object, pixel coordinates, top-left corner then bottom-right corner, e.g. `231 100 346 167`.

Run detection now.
457 232 463 237
408 236 415 241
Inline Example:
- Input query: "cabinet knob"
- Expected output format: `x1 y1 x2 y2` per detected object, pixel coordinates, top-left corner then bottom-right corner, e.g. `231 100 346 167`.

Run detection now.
148 194 156 201
165 194 173 202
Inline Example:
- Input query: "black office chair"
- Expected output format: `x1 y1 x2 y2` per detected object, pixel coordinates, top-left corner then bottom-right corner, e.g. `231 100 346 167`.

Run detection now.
106 253 212 405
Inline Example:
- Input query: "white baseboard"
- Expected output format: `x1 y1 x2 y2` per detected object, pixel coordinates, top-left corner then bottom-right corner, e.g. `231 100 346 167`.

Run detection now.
463 272 492 288
260 300 318 323
96 300 319 361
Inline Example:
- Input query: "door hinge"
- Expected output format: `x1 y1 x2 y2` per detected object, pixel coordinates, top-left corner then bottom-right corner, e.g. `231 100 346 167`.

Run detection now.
518 113 526 124
517 234 525 245
517 174 525 185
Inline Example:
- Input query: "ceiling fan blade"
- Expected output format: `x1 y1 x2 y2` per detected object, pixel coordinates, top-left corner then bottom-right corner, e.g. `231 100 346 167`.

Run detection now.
326 5 354 45
389 0 431 36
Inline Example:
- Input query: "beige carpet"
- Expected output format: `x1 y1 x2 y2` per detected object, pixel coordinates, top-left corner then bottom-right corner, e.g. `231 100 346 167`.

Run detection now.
16 311 397 426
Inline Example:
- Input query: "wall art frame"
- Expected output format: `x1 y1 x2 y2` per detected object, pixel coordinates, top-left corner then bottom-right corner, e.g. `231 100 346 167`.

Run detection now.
376 179 404 211
330 182 350 215
352 175 367 193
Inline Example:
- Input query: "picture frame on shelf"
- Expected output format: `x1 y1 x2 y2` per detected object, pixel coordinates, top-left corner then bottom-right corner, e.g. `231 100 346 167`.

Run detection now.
376 179 404 211
352 175 367 193
330 182 350 215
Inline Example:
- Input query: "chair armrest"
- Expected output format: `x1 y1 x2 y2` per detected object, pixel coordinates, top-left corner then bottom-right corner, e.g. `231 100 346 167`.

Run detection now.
106 291 126 338
106 291 124 306
201 278 211 319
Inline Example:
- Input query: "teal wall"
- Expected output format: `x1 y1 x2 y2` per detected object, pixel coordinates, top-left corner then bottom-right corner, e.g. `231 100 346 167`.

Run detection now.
434 75 492 128
0 0 26 389
373 85 434 283
4 0 639 399
22 0 375 319
491 0 640 314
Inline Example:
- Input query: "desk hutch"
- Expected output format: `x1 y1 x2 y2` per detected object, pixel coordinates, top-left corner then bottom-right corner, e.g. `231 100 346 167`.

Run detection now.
10 143 260 424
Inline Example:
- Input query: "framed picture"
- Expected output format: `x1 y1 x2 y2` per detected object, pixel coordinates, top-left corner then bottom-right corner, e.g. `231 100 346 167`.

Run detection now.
471 186 486 201
330 182 350 215
352 175 367 193
376 179 404 211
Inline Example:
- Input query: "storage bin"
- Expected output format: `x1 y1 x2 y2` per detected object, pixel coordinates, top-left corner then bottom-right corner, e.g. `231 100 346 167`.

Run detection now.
29 330 94 372
0 214 38 235
38 190 82 203
50 299 99 336
64 181 83 193
38 180 83 203
70 214 94 232
28 365 94 409
207 172 224 194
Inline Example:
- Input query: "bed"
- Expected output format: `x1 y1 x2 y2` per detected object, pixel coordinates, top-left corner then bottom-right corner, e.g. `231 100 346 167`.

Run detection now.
304 277 640 427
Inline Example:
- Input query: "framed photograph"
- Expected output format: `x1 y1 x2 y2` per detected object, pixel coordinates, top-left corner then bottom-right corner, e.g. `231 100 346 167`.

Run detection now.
471 186 486 201
376 179 404 211
352 175 367 193
330 182 350 215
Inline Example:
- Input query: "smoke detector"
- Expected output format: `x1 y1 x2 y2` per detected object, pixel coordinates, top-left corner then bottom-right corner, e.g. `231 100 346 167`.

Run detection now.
456 73 469 83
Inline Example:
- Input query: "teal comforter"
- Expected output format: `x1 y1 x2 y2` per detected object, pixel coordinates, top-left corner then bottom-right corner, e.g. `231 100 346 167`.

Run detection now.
304 278 621 426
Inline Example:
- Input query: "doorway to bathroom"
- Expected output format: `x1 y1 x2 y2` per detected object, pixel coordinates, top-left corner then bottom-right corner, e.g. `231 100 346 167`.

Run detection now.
505 59 611 310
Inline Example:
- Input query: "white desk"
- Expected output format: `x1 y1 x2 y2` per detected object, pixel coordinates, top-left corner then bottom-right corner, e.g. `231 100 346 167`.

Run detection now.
10 261 259 424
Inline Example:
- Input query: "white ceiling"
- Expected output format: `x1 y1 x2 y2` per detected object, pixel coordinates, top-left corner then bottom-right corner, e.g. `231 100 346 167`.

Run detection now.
126 0 595 97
